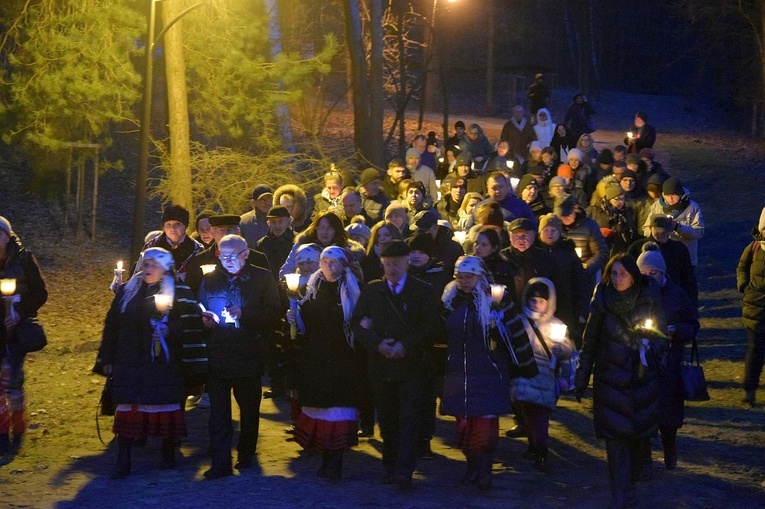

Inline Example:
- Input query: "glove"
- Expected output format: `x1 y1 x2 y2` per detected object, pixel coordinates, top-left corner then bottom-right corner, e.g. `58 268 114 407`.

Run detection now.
574 386 586 403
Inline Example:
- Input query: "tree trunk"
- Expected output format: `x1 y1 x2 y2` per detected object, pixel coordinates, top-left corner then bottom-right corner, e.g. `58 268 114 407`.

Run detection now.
161 0 192 213
485 2 495 115
264 0 296 153
397 11 407 156
368 0 384 167
758 0 765 136
342 0 372 163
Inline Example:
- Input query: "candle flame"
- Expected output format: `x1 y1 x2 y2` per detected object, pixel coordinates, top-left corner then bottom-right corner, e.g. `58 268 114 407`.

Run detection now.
644 319 653 329
154 293 173 313
0 278 16 296
116 261 124 272
200 264 216 275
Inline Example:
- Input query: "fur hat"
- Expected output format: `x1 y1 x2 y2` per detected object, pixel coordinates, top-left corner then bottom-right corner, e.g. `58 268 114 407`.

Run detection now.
538 213 562 233
359 167 383 187
0 216 11 237
161 204 190 226
637 242 666 274
406 231 436 257
662 177 684 196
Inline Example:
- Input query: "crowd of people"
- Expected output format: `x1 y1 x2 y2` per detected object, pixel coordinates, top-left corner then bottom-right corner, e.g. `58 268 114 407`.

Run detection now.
0 92 759 508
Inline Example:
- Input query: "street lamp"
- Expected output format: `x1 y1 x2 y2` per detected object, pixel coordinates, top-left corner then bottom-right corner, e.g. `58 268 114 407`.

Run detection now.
130 0 206 263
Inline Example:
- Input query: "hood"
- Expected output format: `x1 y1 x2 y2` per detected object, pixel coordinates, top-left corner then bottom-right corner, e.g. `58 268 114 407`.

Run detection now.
521 276 557 322
535 108 553 128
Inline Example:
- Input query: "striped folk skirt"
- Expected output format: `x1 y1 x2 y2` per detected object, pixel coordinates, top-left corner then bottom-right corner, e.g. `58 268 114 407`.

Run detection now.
113 403 187 440
454 416 499 452
294 406 359 451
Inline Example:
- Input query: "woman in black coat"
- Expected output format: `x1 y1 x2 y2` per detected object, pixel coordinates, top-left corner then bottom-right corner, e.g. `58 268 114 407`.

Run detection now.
472 227 516 299
637 243 699 470
0 217 47 455
289 246 363 481
574 253 667 509
98 247 202 478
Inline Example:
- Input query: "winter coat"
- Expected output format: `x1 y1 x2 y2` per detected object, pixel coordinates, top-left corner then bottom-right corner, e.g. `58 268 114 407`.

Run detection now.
142 233 203 282
353 275 440 382
587 200 639 257
657 277 699 429
256 229 295 281
536 237 590 332
574 279 668 440
240 208 270 248
563 100 595 141
0 234 48 349
501 245 558 307
533 108 555 148
411 164 439 202
626 123 656 153
499 119 537 162
459 136 494 167
185 244 270 295
562 210 609 285
434 227 465 276
98 281 202 405
738 239 765 332
510 278 575 410
297 279 362 408
642 195 704 266
436 196 462 231
628 236 698 307
361 190 391 225
197 264 280 378
481 252 518 300
440 290 512 418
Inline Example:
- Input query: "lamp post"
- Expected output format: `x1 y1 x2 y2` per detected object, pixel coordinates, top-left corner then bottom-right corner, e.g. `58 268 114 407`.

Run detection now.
130 0 206 264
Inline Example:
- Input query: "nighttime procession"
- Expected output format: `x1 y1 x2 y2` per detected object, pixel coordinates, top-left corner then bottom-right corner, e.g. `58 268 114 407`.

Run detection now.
0 0 764 508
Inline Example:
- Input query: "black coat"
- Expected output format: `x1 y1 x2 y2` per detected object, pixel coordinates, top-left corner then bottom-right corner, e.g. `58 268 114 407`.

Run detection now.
737 240 765 332
297 279 362 408
185 243 270 294
501 245 558 307
629 236 698 307
142 233 203 282
98 282 201 405
353 275 440 382
575 280 668 440
657 278 699 429
256 230 295 281
536 237 590 334
197 264 280 378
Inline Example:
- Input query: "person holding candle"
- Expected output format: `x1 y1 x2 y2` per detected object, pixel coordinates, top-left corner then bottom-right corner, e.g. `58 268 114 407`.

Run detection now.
473 227 516 294
96 247 202 478
197 234 280 479
624 112 656 153
286 246 364 481
637 243 699 470
511 278 575 471
574 253 667 508
440 256 530 490
0 216 47 456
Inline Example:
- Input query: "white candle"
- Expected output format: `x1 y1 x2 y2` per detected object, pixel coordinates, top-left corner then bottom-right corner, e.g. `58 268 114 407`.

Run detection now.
0 278 16 296
285 273 301 293
435 179 441 189
507 160 514 169
154 293 173 314
627 131 634 139
438 157 444 163
453 230 467 244
575 247 583 258
490 284 505 304
200 264 216 275
510 177 520 191
643 319 653 329
116 261 124 272
549 323 568 341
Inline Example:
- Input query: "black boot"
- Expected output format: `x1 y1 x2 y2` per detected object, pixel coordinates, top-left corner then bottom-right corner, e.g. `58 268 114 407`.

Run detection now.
661 428 677 470
112 437 132 479
460 451 478 485
606 439 634 509
0 434 9 456
476 450 494 490
161 438 176 469
324 449 343 482
533 446 548 472
631 437 653 482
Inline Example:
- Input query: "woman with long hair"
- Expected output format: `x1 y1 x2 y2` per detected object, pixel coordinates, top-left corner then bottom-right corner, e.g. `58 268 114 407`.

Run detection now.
361 221 403 283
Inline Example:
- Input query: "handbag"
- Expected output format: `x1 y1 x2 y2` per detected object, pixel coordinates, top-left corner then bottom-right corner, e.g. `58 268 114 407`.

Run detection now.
680 337 710 402
10 317 48 354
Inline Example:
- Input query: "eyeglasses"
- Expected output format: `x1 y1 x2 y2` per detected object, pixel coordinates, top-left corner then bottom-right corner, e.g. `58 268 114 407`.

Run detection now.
219 249 247 261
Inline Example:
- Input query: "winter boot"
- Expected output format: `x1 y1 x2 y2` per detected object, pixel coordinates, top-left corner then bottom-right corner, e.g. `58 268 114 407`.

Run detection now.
111 437 132 479
631 438 653 482
0 434 9 456
476 450 494 490
743 389 756 407
661 428 677 470
460 451 479 485
325 449 343 482
533 446 549 472
317 451 329 478
161 438 176 469
11 432 23 451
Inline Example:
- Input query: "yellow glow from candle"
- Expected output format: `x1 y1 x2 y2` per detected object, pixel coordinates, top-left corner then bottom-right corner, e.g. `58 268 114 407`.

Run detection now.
575 247 583 258
453 231 467 244
116 261 123 272
550 323 568 341
285 273 301 293
627 131 634 139
490 284 505 304
644 319 653 329
200 264 216 275
0 278 16 296
154 293 173 313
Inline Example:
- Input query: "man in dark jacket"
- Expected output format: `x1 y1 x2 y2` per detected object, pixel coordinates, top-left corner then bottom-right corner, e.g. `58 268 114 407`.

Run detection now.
256 206 295 281
382 159 408 201
501 218 558 306
359 167 391 224
142 204 203 282
352 240 440 490
410 209 464 277
197 235 280 479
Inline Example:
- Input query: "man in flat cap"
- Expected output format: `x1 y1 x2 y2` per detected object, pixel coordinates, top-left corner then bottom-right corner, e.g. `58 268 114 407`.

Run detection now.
240 185 274 248
353 240 440 491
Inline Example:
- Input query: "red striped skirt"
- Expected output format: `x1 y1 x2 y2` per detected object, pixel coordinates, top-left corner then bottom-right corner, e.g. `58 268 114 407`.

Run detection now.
294 411 358 451
113 404 187 439
454 417 499 452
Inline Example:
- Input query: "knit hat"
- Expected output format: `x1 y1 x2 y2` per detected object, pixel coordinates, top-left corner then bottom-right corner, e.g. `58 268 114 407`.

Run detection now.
359 167 383 187
410 208 440 231
405 147 420 161
296 243 322 263
636 111 648 122
554 195 578 217
646 173 665 188
620 169 637 180
515 174 537 197
454 255 486 276
637 242 666 274
252 184 274 201
345 222 372 244
426 132 438 147
380 239 410 258
455 154 471 167
604 183 624 201
598 149 615 165
557 164 574 179
142 247 175 272
508 217 537 232
443 176 466 190
527 281 549 300
538 213 563 233
527 163 546 176
549 176 566 189
625 153 641 165
567 148 584 163
161 204 190 226
266 205 290 218
639 148 656 160
455 120 466 130
529 140 543 152
406 231 436 257
208 214 241 227
0 216 11 237
662 177 684 196
406 180 426 195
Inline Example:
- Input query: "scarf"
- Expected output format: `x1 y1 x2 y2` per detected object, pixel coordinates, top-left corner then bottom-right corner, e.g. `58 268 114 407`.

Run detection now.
659 195 689 216
511 118 528 131
120 272 175 313
602 283 640 316
301 267 360 347
442 278 494 348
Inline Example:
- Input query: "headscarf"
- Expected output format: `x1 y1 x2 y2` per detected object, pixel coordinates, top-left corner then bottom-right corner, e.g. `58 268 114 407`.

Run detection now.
120 247 176 312
441 255 494 346
301 246 361 347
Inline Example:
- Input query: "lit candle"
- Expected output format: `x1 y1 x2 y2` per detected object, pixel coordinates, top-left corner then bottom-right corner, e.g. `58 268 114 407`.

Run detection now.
510 177 520 190
435 179 441 189
438 157 444 163
506 160 514 169
643 319 653 329
285 273 301 293
0 278 17 296
490 284 505 304
116 261 124 272
575 247 583 258
154 293 173 314
200 264 216 275
453 230 467 244
549 323 568 341
627 131 634 139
